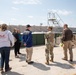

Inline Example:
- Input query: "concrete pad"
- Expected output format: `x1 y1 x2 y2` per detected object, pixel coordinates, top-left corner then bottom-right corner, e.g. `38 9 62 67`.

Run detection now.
0 46 76 75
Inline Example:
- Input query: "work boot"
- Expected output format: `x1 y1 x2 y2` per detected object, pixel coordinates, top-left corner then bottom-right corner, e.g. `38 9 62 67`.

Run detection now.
28 61 34 64
18 52 22 54
62 58 67 61
50 59 54 62
45 60 49 65
5 67 12 72
70 59 73 62
0 68 4 74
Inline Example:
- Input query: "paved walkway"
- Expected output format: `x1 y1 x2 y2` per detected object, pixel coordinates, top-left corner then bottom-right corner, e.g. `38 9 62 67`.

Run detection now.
0 46 76 75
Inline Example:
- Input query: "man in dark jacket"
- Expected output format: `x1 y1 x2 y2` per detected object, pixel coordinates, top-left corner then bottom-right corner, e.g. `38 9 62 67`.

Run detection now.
23 24 34 64
61 24 73 62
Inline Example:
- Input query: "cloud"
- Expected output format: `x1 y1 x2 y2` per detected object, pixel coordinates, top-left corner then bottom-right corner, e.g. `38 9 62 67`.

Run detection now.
48 9 72 16
28 16 34 18
11 18 17 21
13 0 41 5
12 7 19 10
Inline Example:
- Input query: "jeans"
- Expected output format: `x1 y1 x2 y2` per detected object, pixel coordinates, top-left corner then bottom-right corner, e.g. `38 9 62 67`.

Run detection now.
0 47 10 70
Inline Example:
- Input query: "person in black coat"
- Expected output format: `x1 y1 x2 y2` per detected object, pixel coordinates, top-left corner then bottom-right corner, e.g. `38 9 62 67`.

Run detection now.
17 29 22 54
13 28 21 58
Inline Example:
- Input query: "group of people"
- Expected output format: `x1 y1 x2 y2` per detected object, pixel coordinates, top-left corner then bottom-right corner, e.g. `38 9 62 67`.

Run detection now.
0 23 74 73
13 28 22 58
0 24 34 73
44 24 73 65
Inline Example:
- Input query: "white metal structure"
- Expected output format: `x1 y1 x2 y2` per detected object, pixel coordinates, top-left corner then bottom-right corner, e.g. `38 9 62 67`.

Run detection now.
47 11 64 27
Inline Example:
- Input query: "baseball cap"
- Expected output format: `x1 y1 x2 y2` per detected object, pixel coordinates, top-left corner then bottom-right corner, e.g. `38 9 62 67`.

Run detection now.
26 24 31 28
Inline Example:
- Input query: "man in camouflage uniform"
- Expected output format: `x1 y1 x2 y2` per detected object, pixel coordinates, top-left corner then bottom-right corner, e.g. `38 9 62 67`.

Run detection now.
44 26 55 65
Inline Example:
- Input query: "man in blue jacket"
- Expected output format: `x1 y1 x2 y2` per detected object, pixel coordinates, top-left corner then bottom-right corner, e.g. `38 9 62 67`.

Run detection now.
23 24 34 64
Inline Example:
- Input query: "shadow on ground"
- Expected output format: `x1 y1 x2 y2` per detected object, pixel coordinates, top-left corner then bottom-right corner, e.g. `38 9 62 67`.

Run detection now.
32 62 50 71
19 54 26 62
68 61 76 67
49 61 75 69
1 71 24 75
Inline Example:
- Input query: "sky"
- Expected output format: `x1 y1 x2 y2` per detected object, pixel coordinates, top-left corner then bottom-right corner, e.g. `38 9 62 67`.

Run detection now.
0 0 76 27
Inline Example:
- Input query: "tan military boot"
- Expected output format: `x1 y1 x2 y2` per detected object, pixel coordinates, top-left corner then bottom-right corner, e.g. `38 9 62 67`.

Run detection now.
62 58 67 61
50 59 54 62
45 60 49 65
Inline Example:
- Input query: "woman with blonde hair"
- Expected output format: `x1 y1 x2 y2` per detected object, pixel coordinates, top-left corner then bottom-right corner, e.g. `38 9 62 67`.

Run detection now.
0 24 14 73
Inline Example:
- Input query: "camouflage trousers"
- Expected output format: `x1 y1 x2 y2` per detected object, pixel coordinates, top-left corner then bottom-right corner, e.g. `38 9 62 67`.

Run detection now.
45 44 54 61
